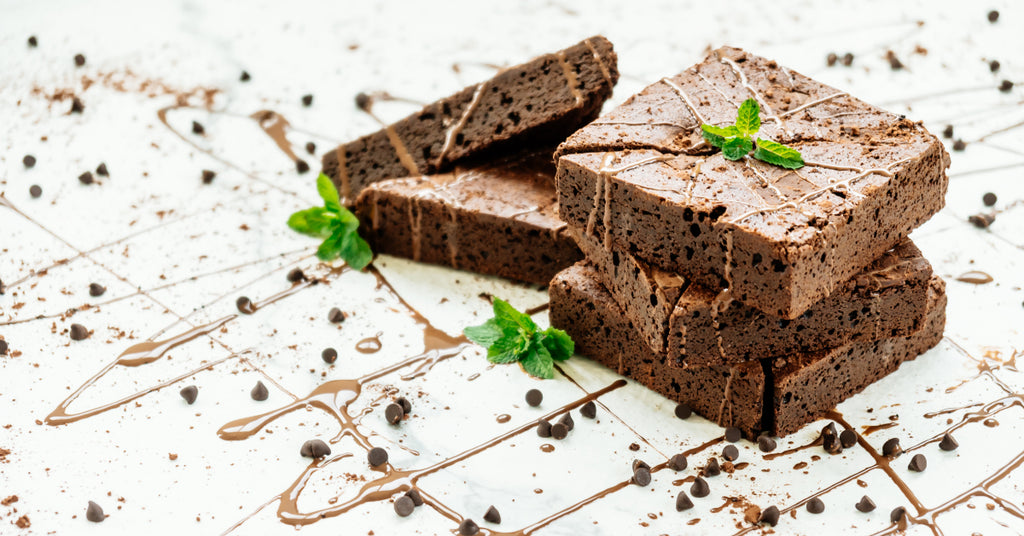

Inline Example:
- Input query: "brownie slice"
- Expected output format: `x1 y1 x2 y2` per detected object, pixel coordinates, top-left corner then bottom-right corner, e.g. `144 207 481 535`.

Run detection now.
574 229 933 366
324 36 619 203
555 46 949 319
354 149 582 285
549 264 946 439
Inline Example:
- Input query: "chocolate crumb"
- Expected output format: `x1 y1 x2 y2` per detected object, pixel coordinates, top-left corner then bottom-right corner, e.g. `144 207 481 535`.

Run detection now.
759 505 780 526
690 477 710 498
236 296 254 314
23 155 36 168
86 501 104 522
722 445 739 462
301 94 314 107
296 159 310 174
321 347 338 364
724 427 741 442
840 429 857 448
27 36 38 47
385 403 405 425
855 495 876 513
674 402 692 420
192 121 205 135
885 50 904 70
841 52 854 66
69 323 89 341
287 268 306 282
882 437 902 457
78 171 94 185
0 340 7 356
942 125 954 138
250 381 269 401
968 213 996 229
405 489 424 506
525 389 543 407
668 453 687 471
939 432 959 451
396 396 412 413
550 422 569 440
88 283 106 297
807 497 825 514
908 453 927 472
983 192 998 206
988 10 999 23
890 506 907 523
29 185 42 198
580 400 597 419
393 495 415 517
676 491 694 511
536 419 552 438
355 92 372 111
179 385 198 405
757 436 777 453
367 446 388 467
483 505 501 524
703 458 721 477
989 60 1001 73
999 80 1014 92
628 442 640 451
558 412 574 431
632 466 652 486
240 71 251 82
300 439 331 458
96 163 108 177
305 142 316 155
328 307 346 323
201 170 216 184
70 96 84 114
74 53 86 67
952 139 966 151
459 518 480 536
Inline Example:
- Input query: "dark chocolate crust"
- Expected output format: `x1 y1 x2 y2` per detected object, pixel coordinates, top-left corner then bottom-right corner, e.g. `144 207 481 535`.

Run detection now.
555 46 949 319
354 150 582 285
324 36 619 203
574 229 933 366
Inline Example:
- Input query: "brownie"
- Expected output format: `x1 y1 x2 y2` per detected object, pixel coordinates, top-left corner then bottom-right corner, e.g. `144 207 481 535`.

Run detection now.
354 149 582 285
549 264 946 439
555 46 949 319
324 36 619 203
574 229 933 366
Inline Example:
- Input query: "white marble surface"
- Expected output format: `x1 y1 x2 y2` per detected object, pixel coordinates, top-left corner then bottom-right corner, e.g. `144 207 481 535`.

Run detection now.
1 0 1023 534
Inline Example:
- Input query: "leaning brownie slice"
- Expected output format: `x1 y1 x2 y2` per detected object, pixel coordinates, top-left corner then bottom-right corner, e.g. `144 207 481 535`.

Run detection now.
574 229 933 366
549 263 946 439
324 36 618 203
555 46 948 318
354 149 582 285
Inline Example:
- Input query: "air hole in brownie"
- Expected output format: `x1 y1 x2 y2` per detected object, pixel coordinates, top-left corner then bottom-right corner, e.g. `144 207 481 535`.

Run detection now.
709 205 727 221
442 102 452 116
525 104 533 112
777 319 790 329
670 380 681 393
422 147 432 161
783 392 793 403
772 260 786 273
682 208 694 222
820 253 827 263
500 94 513 106
752 253 763 265
649 294 658 307
685 247 695 260
419 112 436 121
689 224 701 237
697 212 707 222
454 133 465 146
494 124 504 135
612 250 620 266
508 111 521 125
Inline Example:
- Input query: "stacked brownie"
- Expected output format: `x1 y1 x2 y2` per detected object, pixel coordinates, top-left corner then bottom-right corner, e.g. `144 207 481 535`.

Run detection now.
549 47 950 438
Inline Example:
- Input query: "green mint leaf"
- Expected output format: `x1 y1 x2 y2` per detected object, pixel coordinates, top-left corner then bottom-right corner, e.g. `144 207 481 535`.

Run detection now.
316 173 342 212
338 231 374 270
721 137 754 160
492 298 538 336
735 98 761 138
753 138 805 169
540 327 574 361
701 124 740 148
315 226 346 261
487 330 531 364
287 207 335 238
463 318 504 347
520 343 555 379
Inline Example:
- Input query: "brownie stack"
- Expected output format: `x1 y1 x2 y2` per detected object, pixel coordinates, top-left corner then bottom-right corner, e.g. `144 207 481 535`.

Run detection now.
548 47 950 439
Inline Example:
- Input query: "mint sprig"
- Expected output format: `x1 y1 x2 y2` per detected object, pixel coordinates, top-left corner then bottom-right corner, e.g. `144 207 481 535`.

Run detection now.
288 173 374 270
700 98 804 169
463 298 574 379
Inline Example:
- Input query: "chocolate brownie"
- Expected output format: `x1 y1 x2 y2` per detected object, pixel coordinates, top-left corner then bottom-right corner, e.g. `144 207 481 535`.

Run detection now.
324 36 619 203
354 149 582 285
574 229 933 366
555 46 949 319
549 264 946 439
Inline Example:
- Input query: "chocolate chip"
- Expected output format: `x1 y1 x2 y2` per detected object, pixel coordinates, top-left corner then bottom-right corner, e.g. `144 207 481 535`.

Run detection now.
841 52 854 66
367 446 388 467
999 80 1014 93
942 125 954 138
757 436 777 453
70 96 84 114
405 489 424 506
628 443 640 451
23 155 36 168
983 192 998 206
724 427 742 442
29 185 42 198
296 159 310 174
668 453 688 471
807 497 825 514
483 505 501 524
840 429 857 448
968 213 996 228
250 381 269 401
632 459 651 472
882 437 902 457
96 163 108 177
27 36 38 47
674 402 692 420
328 307 346 323
201 170 216 184
240 71 251 82
525 389 543 407
300 439 331 458
823 433 843 455
69 323 89 341
0 340 7 356
889 505 907 524
394 495 415 517
580 401 597 419
86 501 104 522
385 403 405 425
558 412 574 431
550 422 569 440
459 518 479 535
287 268 306 282
676 491 694 511
722 445 739 462
690 477 710 498
759 505 780 526
355 92 372 111
321 347 338 364
74 53 86 67
855 495 876 513
396 396 412 414
192 121 205 135
826 52 838 66
88 283 106 297
236 296 255 314
78 171 94 185
939 432 959 451
305 142 316 155
703 458 721 477
301 94 314 107
988 10 999 23
180 385 198 405
632 466 652 487
990 60 1001 73
536 419 552 438
885 50 904 70
908 453 927 472
821 422 838 441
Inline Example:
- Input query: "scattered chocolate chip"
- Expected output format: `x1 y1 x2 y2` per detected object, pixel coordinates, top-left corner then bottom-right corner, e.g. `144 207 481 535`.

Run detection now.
885 50 904 70
703 458 721 477
757 435 777 453
676 491 694 511
328 307 346 323
236 296 254 314
841 52 854 66
393 495 415 517
580 401 597 419
826 52 838 66
96 163 108 177
0 340 8 356
525 389 543 407
807 497 825 514
23 155 36 168
240 70 251 82
840 429 858 448
759 505 780 526
968 213 996 229
300 439 331 458
674 402 692 420
250 381 269 401
70 96 84 114
668 453 688 471
628 442 640 451
86 501 104 522
69 323 89 341
405 489 424 506
939 432 959 451
192 121 205 135
983 192 998 206
724 427 742 442
821 422 838 441
296 159 310 174
722 445 739 462
690 477 710 498
459 518 479 536
321 347 338 364
27 36 38 47
988 10 999 23
536 419 552 438
385 403 405 425
305 141 316 155
179 385 198 405
856 495 876 513
88 283 106 297
882 437 902 457
29 185 42 198
550 422 569 440
823 433 843 455
942 125 954 139
78 171 94 185
632 459 651 472
632 466 652 486
301 94 314 107
890 505 907 523
287 268 306 282
483 505 501 524
989 60 1001 73
396 396 412 414
908 453 927 472
952 139 967 151
558 412 574 431
999 80 1014 93
201 169 216 184
355 92 372 111
74 53 86 67
367 446 388 467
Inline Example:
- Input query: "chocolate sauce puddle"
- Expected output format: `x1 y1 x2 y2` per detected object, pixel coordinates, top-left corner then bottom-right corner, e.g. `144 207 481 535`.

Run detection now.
355 332 383 354
250 110 300 162
954 271 994 285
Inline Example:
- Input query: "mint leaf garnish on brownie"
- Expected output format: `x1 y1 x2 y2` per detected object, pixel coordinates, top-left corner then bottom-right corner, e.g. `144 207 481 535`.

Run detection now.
463 298 574 379
700 98 803 168
288 173 373 269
